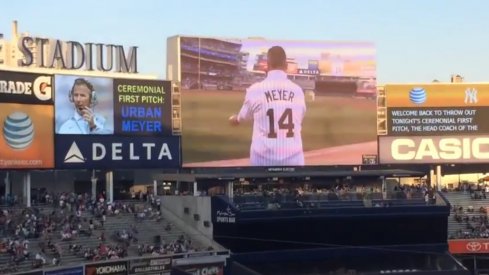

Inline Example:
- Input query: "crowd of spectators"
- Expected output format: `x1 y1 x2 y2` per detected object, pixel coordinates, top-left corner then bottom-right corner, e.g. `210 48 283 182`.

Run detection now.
232 182 429 211
0 190 189 272
450 204 489 239
136 234 200 257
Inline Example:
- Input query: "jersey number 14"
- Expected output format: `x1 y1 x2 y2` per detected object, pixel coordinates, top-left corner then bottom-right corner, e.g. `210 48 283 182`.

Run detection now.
266 108 294 138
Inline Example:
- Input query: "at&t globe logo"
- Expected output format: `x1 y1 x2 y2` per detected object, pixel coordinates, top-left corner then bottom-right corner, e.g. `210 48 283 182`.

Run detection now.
3 112 34 150
409 87 427 104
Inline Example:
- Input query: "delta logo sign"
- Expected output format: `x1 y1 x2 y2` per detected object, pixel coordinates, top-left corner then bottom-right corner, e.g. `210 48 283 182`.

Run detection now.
55 135 181 169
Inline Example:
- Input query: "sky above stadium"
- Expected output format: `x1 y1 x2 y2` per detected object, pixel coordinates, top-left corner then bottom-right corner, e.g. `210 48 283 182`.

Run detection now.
1 0 488 84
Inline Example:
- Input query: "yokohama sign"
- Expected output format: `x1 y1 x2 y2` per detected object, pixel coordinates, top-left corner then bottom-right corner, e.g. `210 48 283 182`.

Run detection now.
448 239 489 254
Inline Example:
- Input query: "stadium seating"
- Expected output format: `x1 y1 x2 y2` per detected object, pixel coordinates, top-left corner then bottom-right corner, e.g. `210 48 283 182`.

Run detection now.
444 191 489 239
233 190 426 212
0 199 210 274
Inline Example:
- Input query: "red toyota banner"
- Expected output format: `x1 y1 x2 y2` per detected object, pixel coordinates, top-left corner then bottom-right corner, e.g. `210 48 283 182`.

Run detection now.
449 239 489 254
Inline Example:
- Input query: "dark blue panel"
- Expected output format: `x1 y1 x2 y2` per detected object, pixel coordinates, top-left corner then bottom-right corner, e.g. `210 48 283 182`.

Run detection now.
44 266 84 275
55 135 181 169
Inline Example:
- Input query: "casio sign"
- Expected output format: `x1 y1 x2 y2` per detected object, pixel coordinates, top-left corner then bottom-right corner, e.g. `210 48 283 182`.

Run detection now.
391 137 489 161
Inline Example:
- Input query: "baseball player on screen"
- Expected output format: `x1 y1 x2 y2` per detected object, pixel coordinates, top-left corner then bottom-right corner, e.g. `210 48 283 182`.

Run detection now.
229 46 306 166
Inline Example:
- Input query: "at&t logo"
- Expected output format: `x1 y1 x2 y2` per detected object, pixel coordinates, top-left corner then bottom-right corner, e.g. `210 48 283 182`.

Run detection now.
2 111 35 150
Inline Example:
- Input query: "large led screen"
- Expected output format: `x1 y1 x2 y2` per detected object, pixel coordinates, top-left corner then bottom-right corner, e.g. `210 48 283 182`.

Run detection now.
378 84 489 164
167 36 377 167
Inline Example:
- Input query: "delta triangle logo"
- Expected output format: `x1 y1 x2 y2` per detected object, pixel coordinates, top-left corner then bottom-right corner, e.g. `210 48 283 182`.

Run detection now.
64 142 85 163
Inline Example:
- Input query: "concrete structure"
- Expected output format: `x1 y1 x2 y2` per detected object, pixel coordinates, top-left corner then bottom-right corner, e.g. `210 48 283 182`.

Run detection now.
0 20 155 79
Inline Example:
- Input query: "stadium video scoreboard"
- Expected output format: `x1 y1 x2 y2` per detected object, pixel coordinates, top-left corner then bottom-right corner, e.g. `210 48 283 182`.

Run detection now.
377 84 489 164
0 69 182 169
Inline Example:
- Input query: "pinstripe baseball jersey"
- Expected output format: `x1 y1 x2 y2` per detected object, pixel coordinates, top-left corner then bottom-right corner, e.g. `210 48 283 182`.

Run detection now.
237 70 306 166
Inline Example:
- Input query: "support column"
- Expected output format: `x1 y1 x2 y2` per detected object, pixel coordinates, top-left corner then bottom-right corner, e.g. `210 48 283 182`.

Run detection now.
226 181 234 200
193 181 198 196
105 171 113 203
175 181 180 195
429 168 435 188
24 172 31 207
381 176 387 199
4 172 10 201
436 165 442 191
91 170 97 202
153 180 158 196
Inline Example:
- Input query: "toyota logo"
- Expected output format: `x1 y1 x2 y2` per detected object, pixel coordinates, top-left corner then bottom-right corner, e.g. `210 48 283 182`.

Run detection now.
466 242 482 252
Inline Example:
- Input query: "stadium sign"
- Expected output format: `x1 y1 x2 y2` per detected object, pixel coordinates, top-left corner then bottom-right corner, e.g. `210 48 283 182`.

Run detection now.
0 75 52 101
44 266 84 275
216 206 236 224
448 239 489 254
379 135 489 164
55 135 181 169
85 261 128 275
378 84 489 164
128 257 172 274
17 36 138 73
0 70 52 104
0 70 55 169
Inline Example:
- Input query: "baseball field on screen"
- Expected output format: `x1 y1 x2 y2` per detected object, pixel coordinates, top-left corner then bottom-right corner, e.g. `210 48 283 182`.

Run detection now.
182 90 377 166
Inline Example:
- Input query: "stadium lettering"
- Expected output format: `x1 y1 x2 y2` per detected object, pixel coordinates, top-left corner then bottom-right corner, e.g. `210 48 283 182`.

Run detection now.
188 266 221 275
216 216 236 223
17 36 138 73
121 106 162 118
122 120 162 132
391 137 489 160
149 259 170 265
0 76 52 101
95 264 126 274
117 84 165 94
92 143 172 161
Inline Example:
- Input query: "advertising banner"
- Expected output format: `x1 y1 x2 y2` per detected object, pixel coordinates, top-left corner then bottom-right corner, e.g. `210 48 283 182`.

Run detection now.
177 263 224 275
19 271 43 275
128 256 172 274
55 135 181 169
383 84 489 108
377 83 489 164
85 261 128 275
44 266 84 275
0 70 53 105
0 70 54 169
378 135 489 164
448 239 489 254
0 103 54 169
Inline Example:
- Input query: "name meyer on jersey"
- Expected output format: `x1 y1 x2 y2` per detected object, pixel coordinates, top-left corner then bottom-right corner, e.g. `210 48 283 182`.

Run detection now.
64 141 173 163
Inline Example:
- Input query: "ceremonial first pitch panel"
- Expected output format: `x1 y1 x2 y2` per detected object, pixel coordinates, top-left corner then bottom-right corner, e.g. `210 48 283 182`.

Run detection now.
0 70 181 169
377 84 489 164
